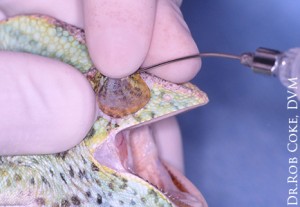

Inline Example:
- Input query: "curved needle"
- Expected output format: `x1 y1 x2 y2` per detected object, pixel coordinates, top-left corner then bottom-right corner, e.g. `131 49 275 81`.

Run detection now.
139 53 241 72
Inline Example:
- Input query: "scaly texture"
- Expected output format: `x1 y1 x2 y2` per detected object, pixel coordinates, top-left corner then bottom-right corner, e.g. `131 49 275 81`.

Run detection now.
97 74 151 118
0 15 208 207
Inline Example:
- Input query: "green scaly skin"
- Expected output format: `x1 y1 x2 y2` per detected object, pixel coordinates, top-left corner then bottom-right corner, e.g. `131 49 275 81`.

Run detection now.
0 15 208 207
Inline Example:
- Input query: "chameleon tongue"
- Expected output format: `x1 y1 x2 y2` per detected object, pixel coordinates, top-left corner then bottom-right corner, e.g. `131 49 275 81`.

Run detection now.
94 125 207 207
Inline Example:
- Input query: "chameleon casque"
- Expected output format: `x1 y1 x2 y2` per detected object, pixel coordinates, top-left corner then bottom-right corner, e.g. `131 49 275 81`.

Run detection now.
0 15 209 207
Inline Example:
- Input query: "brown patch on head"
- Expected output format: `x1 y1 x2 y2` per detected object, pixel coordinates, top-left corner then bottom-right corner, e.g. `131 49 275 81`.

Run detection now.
108 182 114 190
97 74 150 118
69 165 75 178
61 199 71 207
86 68 102 93
30 177 35 185
6 179 11 187
35 197 46 205
55 151 68 160
96 194 103 204
71 195 81 205
86 191 91 197
91 163 99 172
14 174 22 182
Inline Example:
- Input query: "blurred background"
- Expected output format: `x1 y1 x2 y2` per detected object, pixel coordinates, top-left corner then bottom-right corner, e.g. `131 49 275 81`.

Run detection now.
179 1 300 206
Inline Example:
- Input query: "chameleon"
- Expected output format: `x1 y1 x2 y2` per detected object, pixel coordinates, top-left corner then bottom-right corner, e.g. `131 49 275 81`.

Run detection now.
0 15 208 207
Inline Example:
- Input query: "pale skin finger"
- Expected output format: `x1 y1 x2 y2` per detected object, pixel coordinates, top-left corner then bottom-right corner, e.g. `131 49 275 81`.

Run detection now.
83 0 157 78
0 52 96 155
142 0 201 83
0 3 96 155
152 117 185 173
0 8 5 20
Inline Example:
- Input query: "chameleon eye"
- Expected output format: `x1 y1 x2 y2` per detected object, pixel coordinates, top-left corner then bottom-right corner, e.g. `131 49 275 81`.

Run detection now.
97 74 151 118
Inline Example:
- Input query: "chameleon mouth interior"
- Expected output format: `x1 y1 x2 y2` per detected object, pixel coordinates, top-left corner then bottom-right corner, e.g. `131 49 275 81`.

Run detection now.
94 124 207 207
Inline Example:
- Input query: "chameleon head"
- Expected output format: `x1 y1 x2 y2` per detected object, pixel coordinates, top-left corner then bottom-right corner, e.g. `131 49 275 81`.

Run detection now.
0 15 209 207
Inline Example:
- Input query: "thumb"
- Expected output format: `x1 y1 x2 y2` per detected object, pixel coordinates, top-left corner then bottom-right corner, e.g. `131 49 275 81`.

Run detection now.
0 52 96 155
83 0 157 78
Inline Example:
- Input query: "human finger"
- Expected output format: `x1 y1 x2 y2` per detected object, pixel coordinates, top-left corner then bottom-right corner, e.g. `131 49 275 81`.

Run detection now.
142 0 201 83
0 52 96 155
152 117 184 173
83 0 157 78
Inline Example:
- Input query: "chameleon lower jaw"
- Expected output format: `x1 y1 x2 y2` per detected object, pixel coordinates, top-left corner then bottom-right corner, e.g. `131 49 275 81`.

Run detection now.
94 124 208 207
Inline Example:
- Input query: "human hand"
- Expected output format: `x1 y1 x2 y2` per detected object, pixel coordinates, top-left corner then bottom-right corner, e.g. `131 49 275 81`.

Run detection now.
0 0 200 171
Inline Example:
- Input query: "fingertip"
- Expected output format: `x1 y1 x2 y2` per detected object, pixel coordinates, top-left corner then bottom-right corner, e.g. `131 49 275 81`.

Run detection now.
141 0 201 83
0 52 96 155
83 0 156 78
85 29 145 78
53 60 97 151
147 55 201 83
152 117 185 173
0 7 7 20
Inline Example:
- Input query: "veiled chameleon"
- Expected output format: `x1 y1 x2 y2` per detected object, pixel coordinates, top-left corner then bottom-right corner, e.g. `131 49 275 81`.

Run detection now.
0 15 208 207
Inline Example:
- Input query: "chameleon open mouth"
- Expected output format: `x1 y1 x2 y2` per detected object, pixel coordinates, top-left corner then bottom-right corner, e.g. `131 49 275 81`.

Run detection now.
93 124 208 207
0 15 209 207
